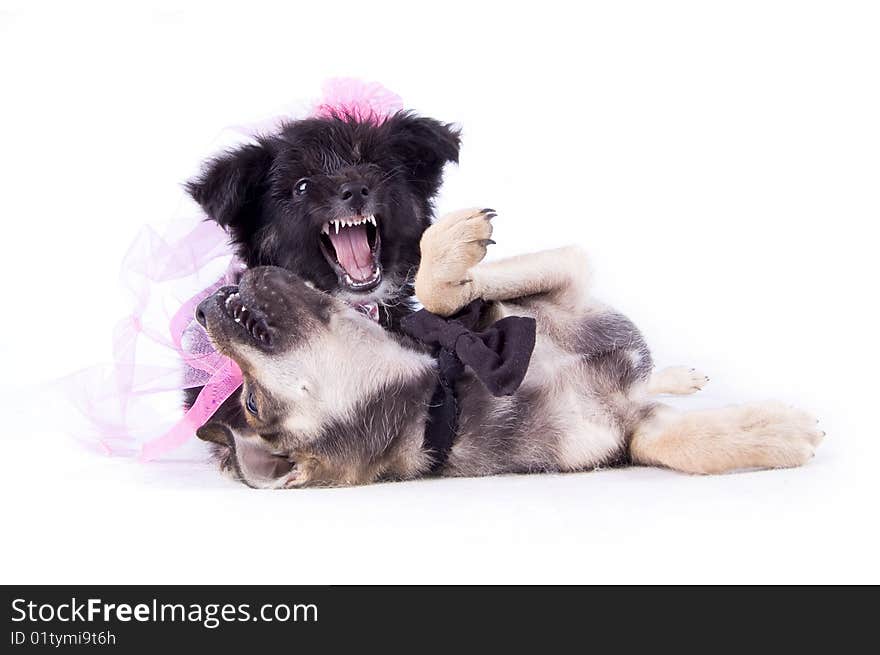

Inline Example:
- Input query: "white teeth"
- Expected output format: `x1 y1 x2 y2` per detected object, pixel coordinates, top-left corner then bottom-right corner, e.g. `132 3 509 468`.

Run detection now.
323 216 377 233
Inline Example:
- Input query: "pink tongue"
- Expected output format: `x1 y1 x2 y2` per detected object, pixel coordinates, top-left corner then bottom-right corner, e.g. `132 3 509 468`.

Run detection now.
328 225 375 281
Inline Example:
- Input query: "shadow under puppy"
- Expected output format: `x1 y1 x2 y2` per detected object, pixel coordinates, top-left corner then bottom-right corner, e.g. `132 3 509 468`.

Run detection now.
195 208 824 488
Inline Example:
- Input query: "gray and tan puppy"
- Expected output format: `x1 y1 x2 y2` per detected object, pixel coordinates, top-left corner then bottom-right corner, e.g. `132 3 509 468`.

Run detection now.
195 208 823 488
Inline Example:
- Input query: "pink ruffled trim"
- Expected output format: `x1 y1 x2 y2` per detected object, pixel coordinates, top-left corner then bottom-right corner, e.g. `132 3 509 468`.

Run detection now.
313 78 403 124
67 79 402 461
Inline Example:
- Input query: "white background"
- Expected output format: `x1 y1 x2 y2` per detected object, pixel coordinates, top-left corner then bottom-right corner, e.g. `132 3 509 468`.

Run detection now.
1 0 878 584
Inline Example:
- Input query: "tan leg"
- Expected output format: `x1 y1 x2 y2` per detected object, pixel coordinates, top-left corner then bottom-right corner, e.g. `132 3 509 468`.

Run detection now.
415 208 590 316
647 366 710 395
470 246 590 306
629 402 824 474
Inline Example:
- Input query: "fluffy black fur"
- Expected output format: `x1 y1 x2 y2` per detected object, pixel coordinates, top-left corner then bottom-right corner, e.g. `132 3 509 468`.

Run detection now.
184 110 460 428
186 111 460 330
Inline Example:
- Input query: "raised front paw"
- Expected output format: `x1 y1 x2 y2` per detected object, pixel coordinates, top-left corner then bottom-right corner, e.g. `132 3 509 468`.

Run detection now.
415 207 496 316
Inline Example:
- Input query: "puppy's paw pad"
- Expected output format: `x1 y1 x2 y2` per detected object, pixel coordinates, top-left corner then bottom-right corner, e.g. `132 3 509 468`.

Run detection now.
420 207 495 279
416 207 500 315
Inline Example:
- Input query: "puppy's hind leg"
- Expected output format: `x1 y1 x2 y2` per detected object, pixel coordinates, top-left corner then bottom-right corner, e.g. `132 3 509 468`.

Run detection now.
647 366 710 395
629 402 824 474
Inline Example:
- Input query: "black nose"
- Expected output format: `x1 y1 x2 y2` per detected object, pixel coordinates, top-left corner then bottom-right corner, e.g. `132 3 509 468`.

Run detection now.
339 182 369 204
195 299 210 328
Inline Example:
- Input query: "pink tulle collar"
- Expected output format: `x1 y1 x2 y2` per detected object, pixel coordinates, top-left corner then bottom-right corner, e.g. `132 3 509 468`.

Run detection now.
69 79 403 461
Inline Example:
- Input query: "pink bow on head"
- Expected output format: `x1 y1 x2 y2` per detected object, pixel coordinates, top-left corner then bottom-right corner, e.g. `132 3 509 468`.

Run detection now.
313 78 404 124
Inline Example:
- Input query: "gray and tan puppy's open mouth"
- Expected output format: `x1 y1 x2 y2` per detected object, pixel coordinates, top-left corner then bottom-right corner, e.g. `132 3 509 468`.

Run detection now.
195 266 334 357
318 214 382 292
196 284 275 351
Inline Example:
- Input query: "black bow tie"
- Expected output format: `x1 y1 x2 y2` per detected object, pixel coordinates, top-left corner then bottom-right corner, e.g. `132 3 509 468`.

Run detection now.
401 300 536 473
401 300 536 397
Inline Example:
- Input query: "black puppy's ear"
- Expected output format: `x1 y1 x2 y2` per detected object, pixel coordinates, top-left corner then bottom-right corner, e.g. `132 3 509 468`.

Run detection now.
196 421 234 446
386 112 461 198
186 142 274 227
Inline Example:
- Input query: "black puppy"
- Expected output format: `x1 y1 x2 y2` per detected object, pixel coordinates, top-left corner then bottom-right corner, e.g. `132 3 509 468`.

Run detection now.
184 110 460 428
186 111 460 329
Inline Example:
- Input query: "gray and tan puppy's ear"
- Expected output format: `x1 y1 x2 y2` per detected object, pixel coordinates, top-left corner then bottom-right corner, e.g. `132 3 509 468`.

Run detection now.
198 421 293 489
196 421 235 446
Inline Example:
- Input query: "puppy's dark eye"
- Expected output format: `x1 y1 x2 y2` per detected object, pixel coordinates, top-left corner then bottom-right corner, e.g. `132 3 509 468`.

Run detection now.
245 390 258 416
294 178 310 196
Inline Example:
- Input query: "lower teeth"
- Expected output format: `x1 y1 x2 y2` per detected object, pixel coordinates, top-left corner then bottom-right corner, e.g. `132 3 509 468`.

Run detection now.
345 270 380 287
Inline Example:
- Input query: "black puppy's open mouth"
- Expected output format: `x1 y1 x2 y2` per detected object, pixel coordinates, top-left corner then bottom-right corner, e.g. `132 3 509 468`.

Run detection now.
318 214 382 292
